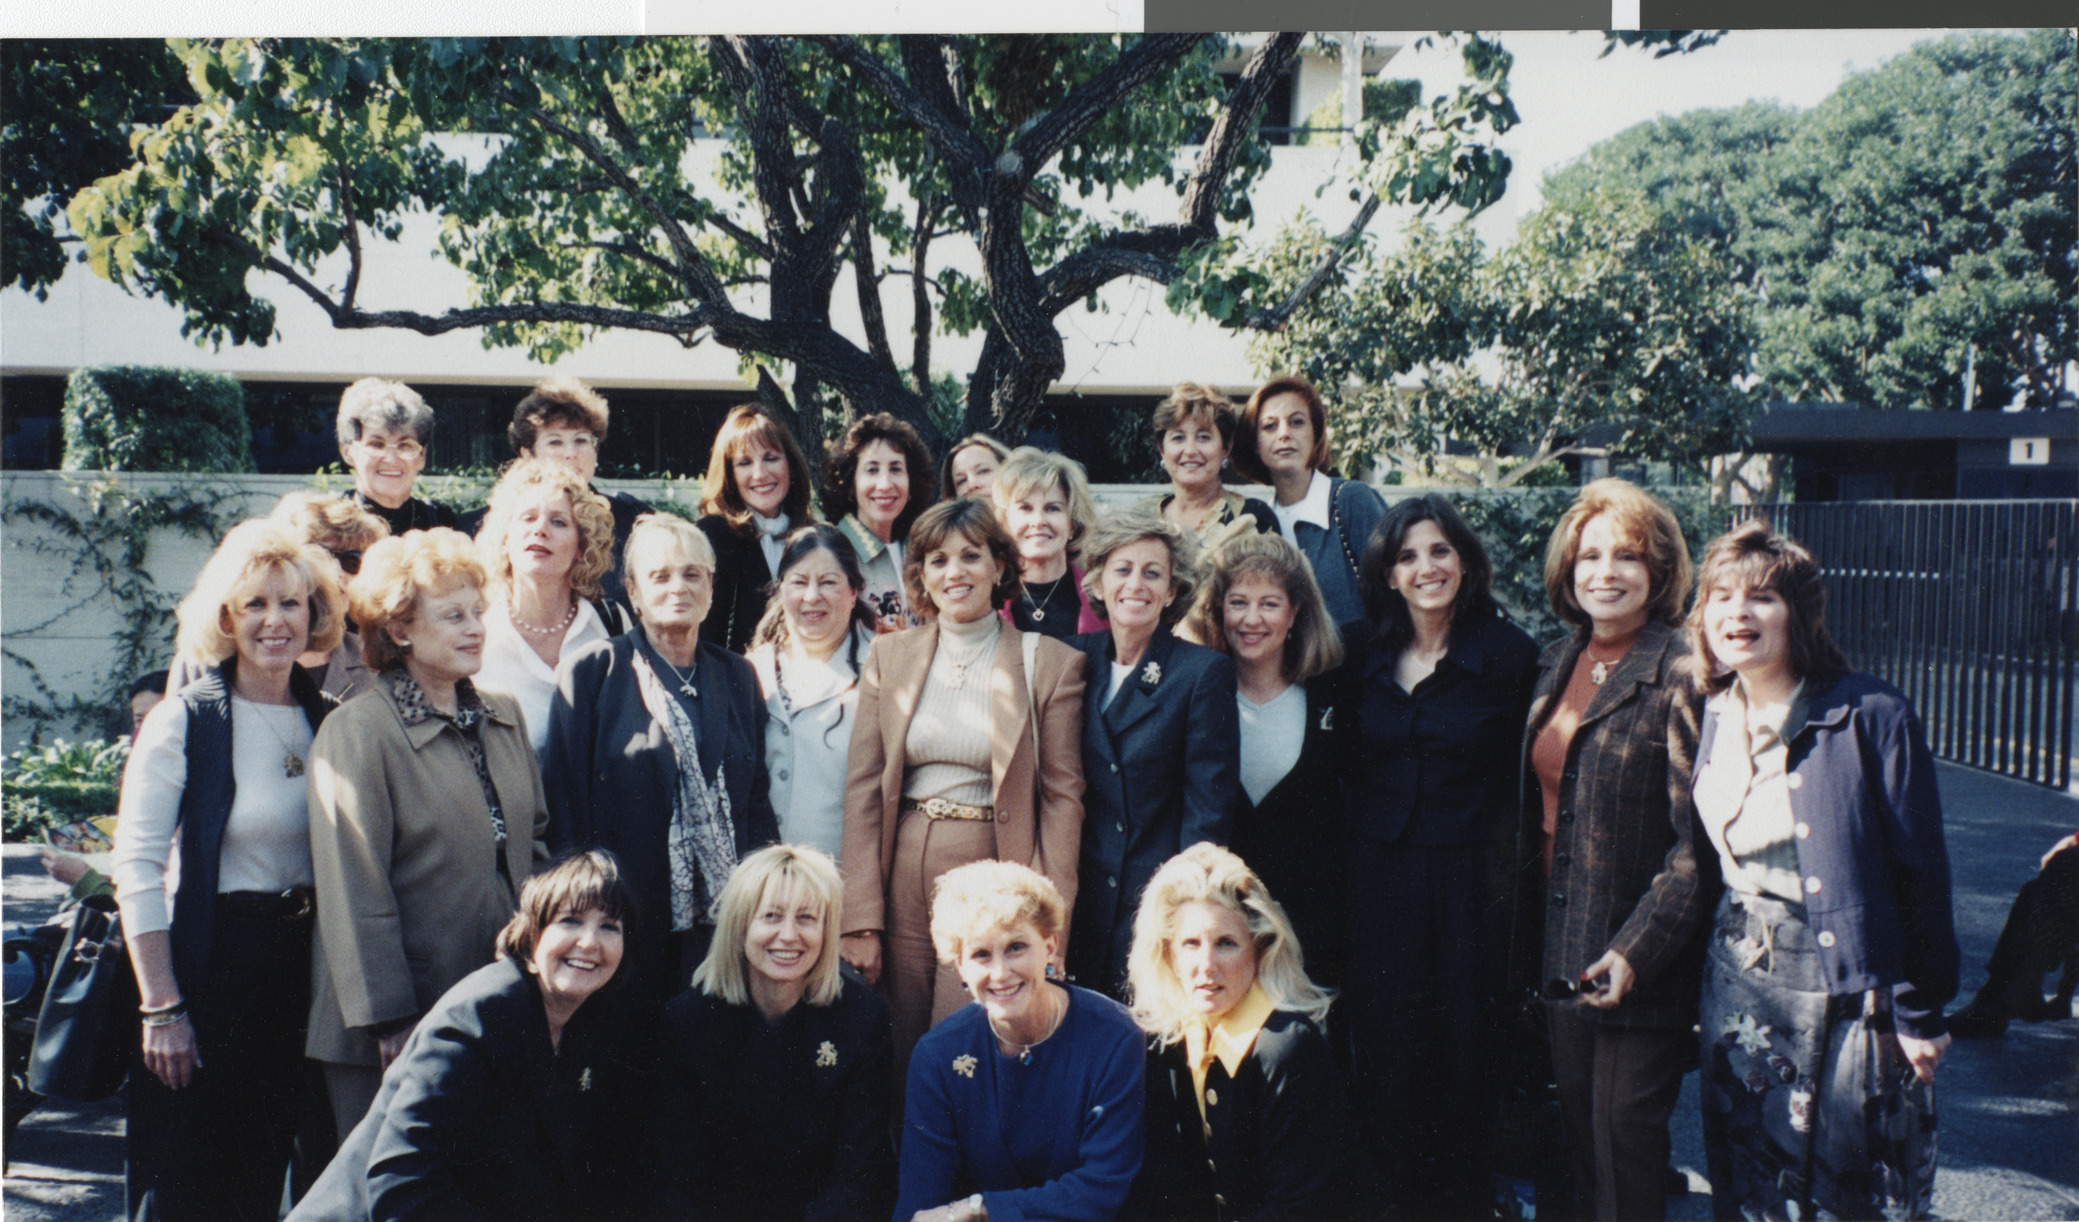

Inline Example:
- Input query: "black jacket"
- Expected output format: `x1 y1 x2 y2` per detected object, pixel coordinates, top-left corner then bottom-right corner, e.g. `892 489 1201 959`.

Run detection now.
696 513 778 655
288 958 639 1222
1132 1008 1361 1222
654 973 894 1221
1070 627 1238 994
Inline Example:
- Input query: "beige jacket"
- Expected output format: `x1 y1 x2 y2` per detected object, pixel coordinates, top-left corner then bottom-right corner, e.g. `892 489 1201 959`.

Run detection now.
304 674 548 1065
839 624 1087 937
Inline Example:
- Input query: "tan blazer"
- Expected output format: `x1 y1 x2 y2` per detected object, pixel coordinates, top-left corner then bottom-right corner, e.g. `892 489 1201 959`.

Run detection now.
839 624 1087 937
304 675 548 1065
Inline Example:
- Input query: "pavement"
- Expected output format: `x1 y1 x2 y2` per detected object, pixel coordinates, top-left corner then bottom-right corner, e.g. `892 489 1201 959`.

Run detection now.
3 760 2075 1221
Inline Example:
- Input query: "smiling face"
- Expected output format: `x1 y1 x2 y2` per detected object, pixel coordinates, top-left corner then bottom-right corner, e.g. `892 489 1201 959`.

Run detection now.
920 528 1004 625
1170 900 1260 1024
394 578 487 687
342 425 426 510
743 878 825 992
778 546 858 655
522 423 599 484
949 444 1001 500
531 904 624 1013
1256 393 1318 485
627 534 714 632
1388 519 1463 620
956 919 1059 1036
1572 514 1652 636
1161 410 1229 496
1702 578 1793 689
853 440 910 542
732 439 792 519
225 567 313 681
1001 480 1073 573
1100 537 1176 635
506 490 580 588
1222 573 1295 673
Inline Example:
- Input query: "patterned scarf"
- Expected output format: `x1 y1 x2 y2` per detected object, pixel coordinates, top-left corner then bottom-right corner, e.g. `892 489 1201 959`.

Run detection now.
630 647 737 931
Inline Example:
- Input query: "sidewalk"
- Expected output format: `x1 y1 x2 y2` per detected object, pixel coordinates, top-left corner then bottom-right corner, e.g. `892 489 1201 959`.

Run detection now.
4 760 2076 1220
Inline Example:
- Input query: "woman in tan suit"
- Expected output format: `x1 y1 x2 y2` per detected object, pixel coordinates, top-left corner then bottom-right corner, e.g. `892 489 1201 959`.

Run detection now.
306 527 549 1142
837 497 1087 1077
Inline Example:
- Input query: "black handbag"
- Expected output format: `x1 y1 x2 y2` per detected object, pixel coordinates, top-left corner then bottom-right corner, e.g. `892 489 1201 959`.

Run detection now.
26 894 138 1102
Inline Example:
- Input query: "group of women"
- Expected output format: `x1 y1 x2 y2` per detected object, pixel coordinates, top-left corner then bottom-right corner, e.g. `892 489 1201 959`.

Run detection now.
105 371 1957 1222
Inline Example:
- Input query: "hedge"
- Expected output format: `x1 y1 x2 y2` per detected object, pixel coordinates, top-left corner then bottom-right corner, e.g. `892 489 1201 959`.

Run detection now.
61 365 254 473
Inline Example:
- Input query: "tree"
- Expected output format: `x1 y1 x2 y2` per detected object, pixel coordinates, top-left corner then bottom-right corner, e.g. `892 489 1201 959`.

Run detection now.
45 33 1709 468
1251 189 1755 489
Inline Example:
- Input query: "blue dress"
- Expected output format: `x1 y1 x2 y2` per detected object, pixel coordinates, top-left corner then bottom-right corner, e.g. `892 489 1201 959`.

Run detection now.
895 983 1146 1222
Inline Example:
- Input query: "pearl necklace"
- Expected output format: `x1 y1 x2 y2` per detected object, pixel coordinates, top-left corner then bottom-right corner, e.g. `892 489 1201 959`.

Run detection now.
512 598 578 638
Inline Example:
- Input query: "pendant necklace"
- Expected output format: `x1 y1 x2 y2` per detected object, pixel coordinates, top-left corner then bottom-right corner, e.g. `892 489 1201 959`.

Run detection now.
244 700 308 778
657 650 699 697
1023 570 1071 623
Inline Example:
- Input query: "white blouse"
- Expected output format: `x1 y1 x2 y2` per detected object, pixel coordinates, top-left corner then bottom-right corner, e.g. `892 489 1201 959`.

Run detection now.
112 694 316 938
477 597 611 754
1237 683 1307 806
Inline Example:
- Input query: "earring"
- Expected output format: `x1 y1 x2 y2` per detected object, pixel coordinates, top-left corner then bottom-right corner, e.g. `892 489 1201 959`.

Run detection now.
1044 962 1057 979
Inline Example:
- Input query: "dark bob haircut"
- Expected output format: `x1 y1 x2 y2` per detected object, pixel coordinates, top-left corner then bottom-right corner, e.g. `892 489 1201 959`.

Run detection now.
1686 518 1850 695
700 403 815 532
496 850 639 965
1359 493 1500 650
1232 376 1333 487
823 413 934 542
902 497 1023 617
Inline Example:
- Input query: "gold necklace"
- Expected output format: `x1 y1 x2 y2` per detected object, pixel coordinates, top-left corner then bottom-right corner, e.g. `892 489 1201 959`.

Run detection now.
990 985 1066 1065
241 698 308 778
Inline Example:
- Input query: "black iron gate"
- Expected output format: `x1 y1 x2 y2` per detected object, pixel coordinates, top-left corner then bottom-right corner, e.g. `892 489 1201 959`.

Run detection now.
1731 500 2078 789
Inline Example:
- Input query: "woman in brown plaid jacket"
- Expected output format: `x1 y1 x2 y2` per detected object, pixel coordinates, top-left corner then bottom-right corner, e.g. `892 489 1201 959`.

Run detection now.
1517 479 1713 1221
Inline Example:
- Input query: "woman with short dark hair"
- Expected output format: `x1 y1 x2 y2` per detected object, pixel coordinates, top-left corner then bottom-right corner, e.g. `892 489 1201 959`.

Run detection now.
1341 493 1538 1218
1231 377 1383 631
826 412 935 627
334 377 456 536
1149 382 1276 551
1689 519 1956 1221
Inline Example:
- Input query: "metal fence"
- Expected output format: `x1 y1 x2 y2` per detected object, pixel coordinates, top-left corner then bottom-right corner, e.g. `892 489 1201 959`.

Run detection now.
1732 500 2078 789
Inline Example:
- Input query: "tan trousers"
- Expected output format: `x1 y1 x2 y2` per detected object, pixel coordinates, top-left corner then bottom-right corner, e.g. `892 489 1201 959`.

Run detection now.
885 810 997 1088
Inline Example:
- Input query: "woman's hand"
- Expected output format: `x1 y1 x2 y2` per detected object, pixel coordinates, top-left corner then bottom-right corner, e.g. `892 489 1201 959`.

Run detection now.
142 1015 200 1089
911 1201 984 1222
1897 1031 1950 1083
39 849 89 887
840 930 882 985
378 1029 412 1070
1578 949 1636 1009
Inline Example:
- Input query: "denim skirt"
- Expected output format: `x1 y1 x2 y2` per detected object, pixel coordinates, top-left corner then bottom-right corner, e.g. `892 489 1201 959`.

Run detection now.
1699 892 1936 1221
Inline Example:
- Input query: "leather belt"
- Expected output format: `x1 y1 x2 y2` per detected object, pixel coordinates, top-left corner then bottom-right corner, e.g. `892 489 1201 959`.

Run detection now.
216 887 315 921
901 796 996 823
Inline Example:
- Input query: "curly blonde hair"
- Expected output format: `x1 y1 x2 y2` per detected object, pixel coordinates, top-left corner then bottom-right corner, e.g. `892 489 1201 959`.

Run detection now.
1078 508 1201 628
1126 843 1333 1047
269 490 389 556
349 528 488 672
475 458 616 601
174 519 347 667
929 860 1067 967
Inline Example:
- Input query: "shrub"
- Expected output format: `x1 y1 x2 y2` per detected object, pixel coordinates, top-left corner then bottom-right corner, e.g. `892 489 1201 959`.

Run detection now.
1 738 127 842
61 365 254 473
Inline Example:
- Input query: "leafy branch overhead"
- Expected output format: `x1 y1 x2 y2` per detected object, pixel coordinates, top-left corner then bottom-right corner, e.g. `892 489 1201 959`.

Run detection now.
53 33 1715 462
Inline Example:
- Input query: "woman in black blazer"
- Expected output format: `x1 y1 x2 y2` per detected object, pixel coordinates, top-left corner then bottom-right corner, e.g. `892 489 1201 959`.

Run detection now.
289 851 641 1222
1071 509 1240 997
543 514 777 1002
655 845 893 1222
1126 843 1358 1221
1183 532 1351 989
695 403 817 654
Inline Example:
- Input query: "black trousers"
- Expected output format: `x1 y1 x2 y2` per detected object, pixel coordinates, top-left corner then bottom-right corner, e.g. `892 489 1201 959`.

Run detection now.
1342 837 1513 1219
1546 1006 1688 1222
1974 842 2079 1018
127 905 312 1222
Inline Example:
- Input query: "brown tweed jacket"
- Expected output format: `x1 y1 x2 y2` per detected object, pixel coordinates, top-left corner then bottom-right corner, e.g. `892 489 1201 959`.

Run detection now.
1511 619 1713 1030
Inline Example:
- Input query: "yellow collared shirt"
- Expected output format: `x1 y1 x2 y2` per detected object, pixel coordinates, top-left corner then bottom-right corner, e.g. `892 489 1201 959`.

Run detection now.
1184 982 1276 1128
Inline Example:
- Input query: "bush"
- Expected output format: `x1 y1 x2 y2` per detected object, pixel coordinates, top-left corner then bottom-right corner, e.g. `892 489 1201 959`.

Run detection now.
62 365 254 473
1 738 127 842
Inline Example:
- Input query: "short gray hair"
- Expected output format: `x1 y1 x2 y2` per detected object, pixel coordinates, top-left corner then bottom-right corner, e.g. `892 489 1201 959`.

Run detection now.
336 377 435 447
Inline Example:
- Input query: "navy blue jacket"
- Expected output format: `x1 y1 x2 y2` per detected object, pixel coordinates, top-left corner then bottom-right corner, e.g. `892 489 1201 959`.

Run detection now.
167 657 331 996
1070 627 1239 994
1290 478 1384 634
1695 671 1958 1039
288 958 639 1222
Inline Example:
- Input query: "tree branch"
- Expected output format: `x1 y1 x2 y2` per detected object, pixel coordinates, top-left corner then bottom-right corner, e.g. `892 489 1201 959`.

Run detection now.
1243 191 1383 331
911 191 941 396
1180 33 1302 235
812 35 987 209
1009 34 1204 183
852 206 895 371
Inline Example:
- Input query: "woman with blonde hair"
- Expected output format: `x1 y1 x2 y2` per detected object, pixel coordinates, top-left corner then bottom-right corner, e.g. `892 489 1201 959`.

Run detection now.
838 497 1086 1081
1517 477 1708 1221
991 446 1105 642
1148 383 1276 550
895 859 1145 1222
114 518 345 1219
473 457 626 754
1183 532 1350 986
307 527 550 1142
655 845 894 1221
1126 843 1354 1221
698 403 817 654
1070 509 1238 997
941 434 1010 502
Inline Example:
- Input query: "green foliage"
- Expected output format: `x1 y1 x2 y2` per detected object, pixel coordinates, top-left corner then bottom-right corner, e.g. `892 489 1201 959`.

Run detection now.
61 366 254 473
1299 77 1424 147
1 739 127 842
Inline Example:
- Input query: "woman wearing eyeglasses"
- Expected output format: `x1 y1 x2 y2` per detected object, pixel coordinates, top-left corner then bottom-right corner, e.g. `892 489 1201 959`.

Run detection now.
334 378 458 537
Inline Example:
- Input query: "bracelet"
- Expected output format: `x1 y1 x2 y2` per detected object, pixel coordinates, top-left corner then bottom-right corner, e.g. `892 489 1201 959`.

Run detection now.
140 1003 189 1027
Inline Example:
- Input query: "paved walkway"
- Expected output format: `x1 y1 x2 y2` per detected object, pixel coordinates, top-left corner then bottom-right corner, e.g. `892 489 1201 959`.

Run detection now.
5 761 2075 1220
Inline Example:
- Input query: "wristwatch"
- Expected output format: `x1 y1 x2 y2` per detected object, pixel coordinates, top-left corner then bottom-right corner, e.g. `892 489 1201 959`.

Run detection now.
964 1193 986 1222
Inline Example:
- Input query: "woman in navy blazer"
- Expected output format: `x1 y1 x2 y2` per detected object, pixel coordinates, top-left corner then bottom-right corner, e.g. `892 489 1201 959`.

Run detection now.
543 514 776 1003
1070 509 1239 997
288 851 642 1222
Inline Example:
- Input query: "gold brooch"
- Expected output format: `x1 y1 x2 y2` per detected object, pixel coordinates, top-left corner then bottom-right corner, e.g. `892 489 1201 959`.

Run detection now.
817 1041 839 1067
953 1053 977 1079
578 1067 592 1092
1318 707 1334 731
1141 660 1162 685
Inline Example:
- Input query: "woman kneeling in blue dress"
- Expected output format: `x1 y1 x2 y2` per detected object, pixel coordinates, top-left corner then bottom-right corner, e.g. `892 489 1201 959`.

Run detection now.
896 860 1146 1222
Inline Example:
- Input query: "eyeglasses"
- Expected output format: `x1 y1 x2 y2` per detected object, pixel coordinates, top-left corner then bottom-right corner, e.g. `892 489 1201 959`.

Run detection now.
354 438 425 462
